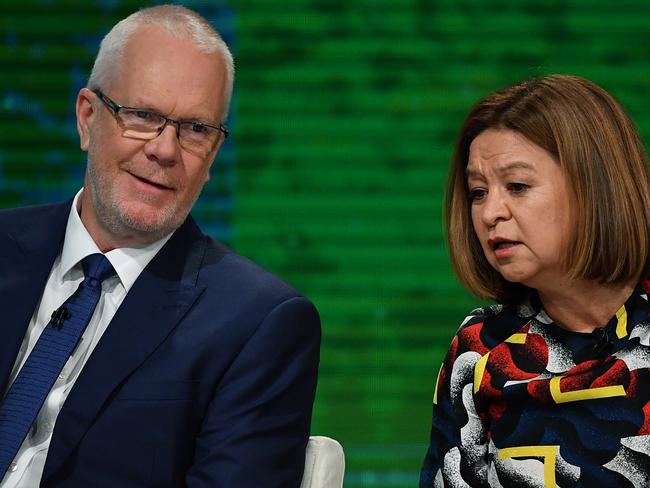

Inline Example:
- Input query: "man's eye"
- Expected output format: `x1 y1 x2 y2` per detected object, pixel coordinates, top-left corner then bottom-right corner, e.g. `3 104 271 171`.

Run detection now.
190 123 207 133
135 110 154 120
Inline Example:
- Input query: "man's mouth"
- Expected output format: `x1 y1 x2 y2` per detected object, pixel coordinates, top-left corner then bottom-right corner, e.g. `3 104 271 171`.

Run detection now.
130 173 174 191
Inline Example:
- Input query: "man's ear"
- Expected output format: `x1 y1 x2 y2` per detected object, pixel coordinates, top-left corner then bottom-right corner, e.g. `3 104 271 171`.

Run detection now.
76 88 96 152
204 138 226 183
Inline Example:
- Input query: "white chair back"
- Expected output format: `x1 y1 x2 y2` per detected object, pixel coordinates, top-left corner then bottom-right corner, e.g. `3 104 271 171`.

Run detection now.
300 436 345 488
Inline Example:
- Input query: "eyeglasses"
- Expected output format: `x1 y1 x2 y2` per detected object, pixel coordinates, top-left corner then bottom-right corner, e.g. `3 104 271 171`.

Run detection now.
92 89 229 157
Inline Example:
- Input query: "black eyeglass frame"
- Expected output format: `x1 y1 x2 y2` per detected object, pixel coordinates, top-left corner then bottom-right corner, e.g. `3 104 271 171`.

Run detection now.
92 89 229 141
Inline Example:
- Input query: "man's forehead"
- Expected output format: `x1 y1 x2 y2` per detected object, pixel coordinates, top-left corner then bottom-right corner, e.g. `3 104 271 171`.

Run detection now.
120 26 223 78
114 26 225 121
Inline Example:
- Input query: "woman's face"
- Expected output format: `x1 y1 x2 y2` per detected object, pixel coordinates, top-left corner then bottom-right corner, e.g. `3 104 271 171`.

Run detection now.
467 129 573 292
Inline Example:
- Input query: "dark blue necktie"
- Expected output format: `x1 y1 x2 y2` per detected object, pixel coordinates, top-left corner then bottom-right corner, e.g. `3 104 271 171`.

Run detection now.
0 253 115 478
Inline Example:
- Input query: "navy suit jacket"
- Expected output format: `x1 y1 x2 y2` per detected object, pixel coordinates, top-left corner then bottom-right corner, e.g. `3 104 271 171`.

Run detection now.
0 200 321 487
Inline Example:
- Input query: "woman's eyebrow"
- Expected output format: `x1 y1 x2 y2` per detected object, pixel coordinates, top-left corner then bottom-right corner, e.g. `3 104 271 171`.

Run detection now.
466 160 536 178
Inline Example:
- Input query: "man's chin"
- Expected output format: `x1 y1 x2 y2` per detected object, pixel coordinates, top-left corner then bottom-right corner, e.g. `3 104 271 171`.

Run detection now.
105 204 182 242
122 214 178 237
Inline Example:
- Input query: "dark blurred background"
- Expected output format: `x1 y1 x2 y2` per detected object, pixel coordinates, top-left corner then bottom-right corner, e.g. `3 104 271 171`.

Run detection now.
2 1 650 486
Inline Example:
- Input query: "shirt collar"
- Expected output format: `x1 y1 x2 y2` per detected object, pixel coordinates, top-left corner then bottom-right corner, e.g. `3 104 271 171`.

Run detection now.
60 189 173 292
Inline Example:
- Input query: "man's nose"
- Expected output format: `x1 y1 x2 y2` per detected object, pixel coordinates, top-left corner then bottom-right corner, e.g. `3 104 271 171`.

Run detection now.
143 124 180 166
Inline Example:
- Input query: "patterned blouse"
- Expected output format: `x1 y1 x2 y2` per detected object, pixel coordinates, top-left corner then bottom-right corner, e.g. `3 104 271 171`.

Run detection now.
420 280 650 487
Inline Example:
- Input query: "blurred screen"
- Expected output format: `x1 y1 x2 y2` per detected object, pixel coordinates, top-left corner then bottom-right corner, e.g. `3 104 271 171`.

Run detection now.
2 1 650 486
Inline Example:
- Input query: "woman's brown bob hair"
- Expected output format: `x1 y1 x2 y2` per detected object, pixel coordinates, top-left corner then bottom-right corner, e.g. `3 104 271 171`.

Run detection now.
447 74 650 303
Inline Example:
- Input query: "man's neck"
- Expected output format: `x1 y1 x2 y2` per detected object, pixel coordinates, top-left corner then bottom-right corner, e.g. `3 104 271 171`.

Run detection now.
76 192 165 252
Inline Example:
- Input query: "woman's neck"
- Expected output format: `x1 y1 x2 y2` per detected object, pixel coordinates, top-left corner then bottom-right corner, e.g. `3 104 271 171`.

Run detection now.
537 279 637 333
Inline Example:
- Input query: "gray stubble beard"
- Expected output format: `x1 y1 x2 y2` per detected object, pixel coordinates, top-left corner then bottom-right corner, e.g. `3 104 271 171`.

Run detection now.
84 156 202 246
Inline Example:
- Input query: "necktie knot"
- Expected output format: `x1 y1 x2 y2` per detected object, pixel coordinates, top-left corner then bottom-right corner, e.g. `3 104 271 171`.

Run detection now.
81 253 115 285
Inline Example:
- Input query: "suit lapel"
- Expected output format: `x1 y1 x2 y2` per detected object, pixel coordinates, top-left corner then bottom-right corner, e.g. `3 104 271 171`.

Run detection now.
43 217 209 480
0 202 71 393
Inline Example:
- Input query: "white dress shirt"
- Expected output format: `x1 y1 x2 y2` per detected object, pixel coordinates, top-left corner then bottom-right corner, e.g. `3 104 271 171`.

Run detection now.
0 189 172 487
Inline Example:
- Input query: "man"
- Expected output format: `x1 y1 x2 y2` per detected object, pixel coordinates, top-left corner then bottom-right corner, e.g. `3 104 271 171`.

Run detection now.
0 5 320 487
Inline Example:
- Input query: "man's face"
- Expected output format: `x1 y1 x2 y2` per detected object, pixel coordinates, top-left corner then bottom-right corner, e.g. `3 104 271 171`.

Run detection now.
76 26 228 250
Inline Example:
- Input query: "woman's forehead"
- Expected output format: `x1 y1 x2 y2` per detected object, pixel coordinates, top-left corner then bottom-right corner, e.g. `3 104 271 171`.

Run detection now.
466 129 557 176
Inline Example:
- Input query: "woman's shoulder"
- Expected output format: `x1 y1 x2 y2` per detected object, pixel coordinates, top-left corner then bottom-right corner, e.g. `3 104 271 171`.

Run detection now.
454 299 536 352
640 278 650 294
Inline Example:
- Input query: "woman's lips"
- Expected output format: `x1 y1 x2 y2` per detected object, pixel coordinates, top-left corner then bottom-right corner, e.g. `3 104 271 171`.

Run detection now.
488 239 522 259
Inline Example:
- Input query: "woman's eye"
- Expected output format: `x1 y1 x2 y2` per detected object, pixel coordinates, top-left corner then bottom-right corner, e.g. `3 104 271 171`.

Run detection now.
508 183 529 193
469 188 487 202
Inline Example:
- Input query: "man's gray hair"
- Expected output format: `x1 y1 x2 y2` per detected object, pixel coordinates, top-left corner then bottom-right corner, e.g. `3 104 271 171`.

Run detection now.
87 5 234 122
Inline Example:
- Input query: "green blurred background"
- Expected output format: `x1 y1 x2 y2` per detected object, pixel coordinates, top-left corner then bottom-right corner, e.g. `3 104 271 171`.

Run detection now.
2 1 650 486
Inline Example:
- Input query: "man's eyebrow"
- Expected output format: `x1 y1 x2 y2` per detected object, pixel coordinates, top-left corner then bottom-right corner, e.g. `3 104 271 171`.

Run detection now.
126 103 167 116
130 99 215 123
177 112 220 124
466 161 536 178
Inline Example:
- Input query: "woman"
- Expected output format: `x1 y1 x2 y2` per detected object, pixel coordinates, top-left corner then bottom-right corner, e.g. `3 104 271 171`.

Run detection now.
420 75 650 487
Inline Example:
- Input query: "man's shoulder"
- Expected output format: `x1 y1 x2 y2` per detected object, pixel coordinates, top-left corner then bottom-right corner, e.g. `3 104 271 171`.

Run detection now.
189 235 320 336
199 236 308 304
0 200 71 226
